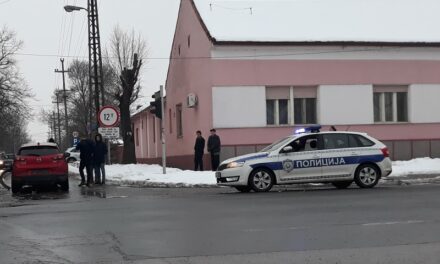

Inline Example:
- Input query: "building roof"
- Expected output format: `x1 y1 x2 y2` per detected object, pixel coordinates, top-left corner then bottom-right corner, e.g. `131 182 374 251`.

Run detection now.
193 0 440 45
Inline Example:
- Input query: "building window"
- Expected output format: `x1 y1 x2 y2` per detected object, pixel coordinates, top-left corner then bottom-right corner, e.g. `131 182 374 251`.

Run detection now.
178 45 181 56
176 104 183 137
374 88 408 122
266 86 317 126
266 87 290 126
266 99 289 125
135 128 139 146
294 98 317 124
187 35 191 48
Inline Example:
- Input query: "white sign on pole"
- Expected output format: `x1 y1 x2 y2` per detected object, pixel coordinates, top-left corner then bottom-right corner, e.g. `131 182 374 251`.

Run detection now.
98 127 120 139
98 106 120 127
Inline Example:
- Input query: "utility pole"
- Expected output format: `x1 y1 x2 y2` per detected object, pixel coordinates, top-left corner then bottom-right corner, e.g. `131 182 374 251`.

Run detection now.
51 112 57 142
55 58 71 149
52 94 62 146
88 0 105 127
63 1 104 135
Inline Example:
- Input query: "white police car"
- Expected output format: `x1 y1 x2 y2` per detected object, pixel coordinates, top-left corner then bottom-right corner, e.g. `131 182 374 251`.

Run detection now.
216 126 392 192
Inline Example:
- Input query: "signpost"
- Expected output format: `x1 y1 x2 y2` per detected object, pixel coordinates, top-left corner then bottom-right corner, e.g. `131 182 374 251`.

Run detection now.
98 127 120 139
98 106 120 128
98 106 120 165
72 131 79 147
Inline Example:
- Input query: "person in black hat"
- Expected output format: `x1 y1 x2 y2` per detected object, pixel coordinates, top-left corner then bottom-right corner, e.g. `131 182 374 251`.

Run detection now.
207 129 221 171
93 133 108 184
194 130 205 171
76 136 95 187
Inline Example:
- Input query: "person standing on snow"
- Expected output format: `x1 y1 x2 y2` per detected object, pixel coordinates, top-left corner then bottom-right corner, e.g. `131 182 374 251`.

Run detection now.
194 130 205 171
207 129 221 171
93 134 108 185
76 136 95 187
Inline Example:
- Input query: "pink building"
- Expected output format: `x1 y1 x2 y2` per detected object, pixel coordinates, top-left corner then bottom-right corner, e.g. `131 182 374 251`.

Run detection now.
132 0 440 169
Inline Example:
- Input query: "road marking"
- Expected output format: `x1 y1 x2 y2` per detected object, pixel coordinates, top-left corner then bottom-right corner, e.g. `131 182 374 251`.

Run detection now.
243 220 426 233
362 220 425 226
106 196 128 199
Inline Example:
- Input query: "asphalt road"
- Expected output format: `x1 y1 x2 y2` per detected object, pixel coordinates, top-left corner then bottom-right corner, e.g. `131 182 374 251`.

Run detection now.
0 176 439 264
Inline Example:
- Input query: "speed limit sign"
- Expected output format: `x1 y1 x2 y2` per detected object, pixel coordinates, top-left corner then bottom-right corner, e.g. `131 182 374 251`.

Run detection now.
98 106 120 127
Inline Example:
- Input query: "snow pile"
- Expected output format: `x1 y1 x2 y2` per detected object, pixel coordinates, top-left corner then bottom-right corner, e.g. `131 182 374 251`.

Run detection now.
69 163 216 187
390 158 440 177
68 158 440 187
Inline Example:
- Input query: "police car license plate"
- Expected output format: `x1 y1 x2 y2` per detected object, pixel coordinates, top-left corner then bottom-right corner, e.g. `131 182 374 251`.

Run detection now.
215 172 221 179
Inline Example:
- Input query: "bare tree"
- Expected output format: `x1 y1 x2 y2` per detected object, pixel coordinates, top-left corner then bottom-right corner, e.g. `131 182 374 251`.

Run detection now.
0 26 31 119
0 26 31 152
67 60 92 137
67 59 118 137
106 26 147 164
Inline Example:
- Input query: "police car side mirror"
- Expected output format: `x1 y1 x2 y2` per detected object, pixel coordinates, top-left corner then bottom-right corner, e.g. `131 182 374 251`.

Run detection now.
64 152 71 158
282 146 293 153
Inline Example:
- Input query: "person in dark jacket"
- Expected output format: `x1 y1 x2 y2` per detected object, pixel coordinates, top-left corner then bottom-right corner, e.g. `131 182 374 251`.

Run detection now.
194 130 205 171
76 137 95 186
93 134 108 185
207 129 221 171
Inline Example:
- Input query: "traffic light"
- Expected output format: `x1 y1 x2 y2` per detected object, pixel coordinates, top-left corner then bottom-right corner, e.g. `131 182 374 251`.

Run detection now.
149 91 162 119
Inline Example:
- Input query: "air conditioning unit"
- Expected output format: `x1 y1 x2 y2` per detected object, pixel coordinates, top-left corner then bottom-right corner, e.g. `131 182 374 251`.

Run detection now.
187 93 198 108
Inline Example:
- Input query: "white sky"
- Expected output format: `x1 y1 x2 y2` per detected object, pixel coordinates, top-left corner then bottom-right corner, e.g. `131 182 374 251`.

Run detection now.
0 0 180 142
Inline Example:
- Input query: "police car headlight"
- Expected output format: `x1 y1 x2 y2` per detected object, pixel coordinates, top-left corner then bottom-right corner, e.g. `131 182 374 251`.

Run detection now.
227 161 244 169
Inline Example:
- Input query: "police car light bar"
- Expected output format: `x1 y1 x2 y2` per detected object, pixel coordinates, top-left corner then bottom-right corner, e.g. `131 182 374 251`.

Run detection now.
294 125 322 134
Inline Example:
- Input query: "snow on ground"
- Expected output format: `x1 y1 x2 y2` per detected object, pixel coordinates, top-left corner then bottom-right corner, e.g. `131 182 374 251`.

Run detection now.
389 157 440 177
69 158 440 187
69 163 216 187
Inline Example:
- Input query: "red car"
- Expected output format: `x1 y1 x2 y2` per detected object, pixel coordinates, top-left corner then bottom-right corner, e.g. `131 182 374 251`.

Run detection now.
12 142 69 193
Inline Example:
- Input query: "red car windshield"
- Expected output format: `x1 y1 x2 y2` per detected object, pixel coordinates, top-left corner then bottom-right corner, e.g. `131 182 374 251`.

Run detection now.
19 146 59 157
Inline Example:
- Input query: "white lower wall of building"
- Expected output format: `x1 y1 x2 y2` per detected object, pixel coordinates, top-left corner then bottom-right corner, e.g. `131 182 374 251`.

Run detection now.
409 84 440 123
212 86 266 128
318 85 374 125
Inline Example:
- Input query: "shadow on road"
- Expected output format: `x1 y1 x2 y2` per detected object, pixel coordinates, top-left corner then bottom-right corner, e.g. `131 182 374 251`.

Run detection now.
12 185 70 201
80 186 107 198
219 184 391 195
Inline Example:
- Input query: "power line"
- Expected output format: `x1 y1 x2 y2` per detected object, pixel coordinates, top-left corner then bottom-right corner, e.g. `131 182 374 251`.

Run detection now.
67 0 78 62
15 47 405 60
73 16 87 59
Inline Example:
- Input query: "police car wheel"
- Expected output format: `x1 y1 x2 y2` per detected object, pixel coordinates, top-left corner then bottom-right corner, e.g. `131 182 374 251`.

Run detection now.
354 164 380 188
235 186 252 193
249 168 274 192
332 181 352 189
67 157 76 163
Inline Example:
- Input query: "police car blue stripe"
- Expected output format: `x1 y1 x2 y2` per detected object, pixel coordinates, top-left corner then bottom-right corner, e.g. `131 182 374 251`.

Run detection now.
250 154 384 171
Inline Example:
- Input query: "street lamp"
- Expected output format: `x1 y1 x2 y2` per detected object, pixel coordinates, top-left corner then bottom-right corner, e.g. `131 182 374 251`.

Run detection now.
64 1 105 136
64 5 88 12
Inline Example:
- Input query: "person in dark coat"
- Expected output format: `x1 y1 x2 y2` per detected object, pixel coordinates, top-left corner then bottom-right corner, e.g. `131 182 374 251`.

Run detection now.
207 129 221 171
93 134 108 185
194 130 205 171
76 137 95 186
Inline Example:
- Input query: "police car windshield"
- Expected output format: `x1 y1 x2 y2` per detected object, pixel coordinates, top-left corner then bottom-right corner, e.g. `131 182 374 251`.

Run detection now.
260 137 292 152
